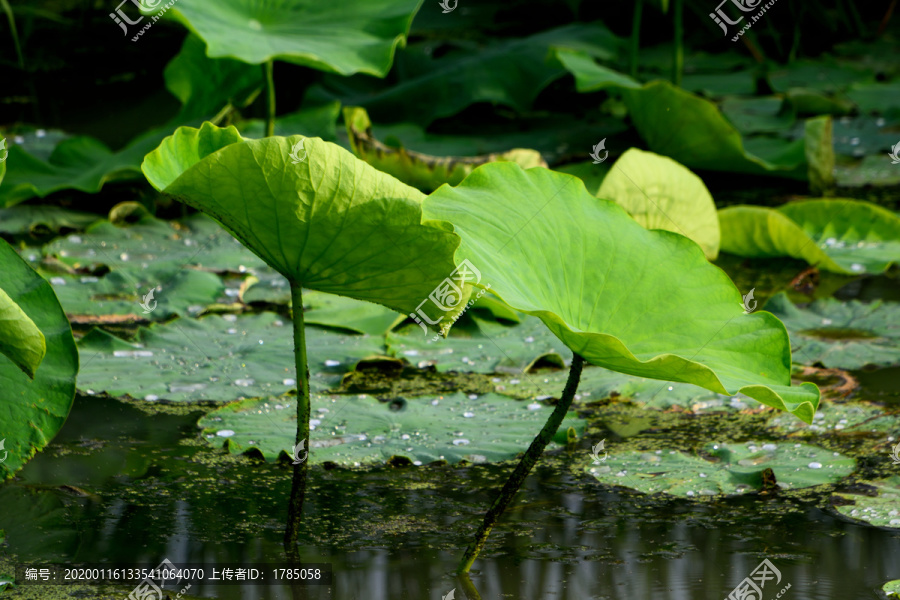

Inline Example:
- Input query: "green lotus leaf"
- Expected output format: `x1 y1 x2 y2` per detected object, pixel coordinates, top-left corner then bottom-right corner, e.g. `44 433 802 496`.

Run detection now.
43 269 225 323
43 208 265 279
764 293 900 370
0 40 258 207
596 148 719 260
768 60 874 94
164 34 265 123
163 0 423 76
804 115 836 195
344 106 546 192
622 81 807 178
0 286 45 379
76 313 385 401
586 441 855 497
0 205 99 238
885 580 900 597
833 476 900 529
142 123 465 325
236 101 341 141
847 82 900 117
0 129 167 208
0 240 78 479
720 96 794 135
767 399 897 436
422 163 819 422
387 315 570 374
551 50 808 179
550 47 642 91
199 392 585 466
312 23 625 125
302 290 403 336
718 199 900 274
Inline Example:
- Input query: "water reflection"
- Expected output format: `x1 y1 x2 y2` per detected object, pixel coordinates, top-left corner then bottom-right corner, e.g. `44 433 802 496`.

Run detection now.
0 396 897 599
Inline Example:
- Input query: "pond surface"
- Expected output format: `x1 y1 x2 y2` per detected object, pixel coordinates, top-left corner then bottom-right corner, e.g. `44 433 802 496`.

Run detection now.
1 382 898 600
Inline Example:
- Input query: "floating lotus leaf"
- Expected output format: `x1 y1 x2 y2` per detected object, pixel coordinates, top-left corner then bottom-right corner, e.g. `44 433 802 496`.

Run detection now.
76 313 385 402
833 477 900 529
423 162 819 422
765 292 900 370
199 392 585 466
0 205 99 238
719 199 900 275
43 209 265 278
767 400 897 436
586 441 855 497
387 315 570 374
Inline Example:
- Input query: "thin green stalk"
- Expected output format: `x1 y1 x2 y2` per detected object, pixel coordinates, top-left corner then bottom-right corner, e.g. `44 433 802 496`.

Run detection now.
0 0 24 69
457 354 585 574
629 0 643 78
283 282 311 559
264 60 276 137
672 0 683 86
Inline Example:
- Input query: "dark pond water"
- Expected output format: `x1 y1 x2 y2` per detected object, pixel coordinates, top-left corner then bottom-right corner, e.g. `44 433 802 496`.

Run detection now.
1 387 898 600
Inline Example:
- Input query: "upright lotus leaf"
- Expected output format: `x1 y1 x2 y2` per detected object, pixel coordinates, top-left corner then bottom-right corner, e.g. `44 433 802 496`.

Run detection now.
142 123 464 324
804 115 835 195
622 81 807 179
163 0 423 76
550 47 642 92
0 287 46 378
164 34 265 123
0 37 262 208
312 23 625 126
550 50 808 179
719 199 900 274
0 240 78 479
596 148 719 260
344 107 546 192
423 163 819 422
